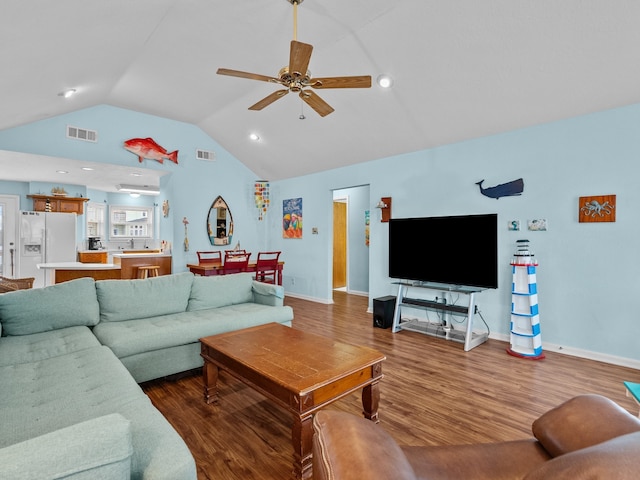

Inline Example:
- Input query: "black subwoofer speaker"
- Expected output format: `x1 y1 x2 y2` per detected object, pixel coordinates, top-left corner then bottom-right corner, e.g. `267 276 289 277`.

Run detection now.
373 295 396 329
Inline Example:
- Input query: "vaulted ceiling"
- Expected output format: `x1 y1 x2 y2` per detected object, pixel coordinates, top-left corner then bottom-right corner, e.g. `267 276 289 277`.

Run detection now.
1 0 640 187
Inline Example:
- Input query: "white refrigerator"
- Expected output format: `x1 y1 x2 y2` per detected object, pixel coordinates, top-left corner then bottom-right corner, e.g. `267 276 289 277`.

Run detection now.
19 211 77 288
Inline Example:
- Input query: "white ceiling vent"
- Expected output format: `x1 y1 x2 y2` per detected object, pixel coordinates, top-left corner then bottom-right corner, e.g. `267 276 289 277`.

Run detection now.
66 125 97 143
196 149 216 161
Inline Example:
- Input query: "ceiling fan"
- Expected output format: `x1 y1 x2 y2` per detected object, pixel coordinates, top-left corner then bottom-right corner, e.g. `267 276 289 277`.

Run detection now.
216 0 371 117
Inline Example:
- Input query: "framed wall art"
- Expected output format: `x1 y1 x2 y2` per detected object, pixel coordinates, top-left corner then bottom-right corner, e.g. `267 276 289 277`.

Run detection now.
579 194 616 223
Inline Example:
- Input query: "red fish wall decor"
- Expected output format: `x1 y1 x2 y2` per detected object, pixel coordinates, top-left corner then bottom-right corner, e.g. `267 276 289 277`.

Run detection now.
123 137 179 164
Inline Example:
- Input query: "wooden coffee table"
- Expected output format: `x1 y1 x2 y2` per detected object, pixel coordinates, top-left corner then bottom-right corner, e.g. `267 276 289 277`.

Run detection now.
200 323 386 479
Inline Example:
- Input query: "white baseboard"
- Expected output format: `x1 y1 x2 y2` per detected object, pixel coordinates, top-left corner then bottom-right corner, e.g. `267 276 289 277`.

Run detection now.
491 332 640 369
285 291 334 304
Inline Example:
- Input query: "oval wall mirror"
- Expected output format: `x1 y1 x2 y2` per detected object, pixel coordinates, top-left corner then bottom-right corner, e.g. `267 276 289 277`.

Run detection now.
207 195 233 246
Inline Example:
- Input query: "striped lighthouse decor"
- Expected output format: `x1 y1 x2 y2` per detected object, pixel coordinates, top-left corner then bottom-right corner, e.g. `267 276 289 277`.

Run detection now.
507 239 545 359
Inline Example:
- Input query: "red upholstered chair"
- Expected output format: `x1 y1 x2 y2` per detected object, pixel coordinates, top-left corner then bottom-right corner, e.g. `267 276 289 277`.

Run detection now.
222 251 251 275
255 251 281 284
196 251 222 264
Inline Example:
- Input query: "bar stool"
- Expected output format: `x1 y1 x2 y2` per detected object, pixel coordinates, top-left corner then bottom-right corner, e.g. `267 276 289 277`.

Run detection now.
137 265 160 279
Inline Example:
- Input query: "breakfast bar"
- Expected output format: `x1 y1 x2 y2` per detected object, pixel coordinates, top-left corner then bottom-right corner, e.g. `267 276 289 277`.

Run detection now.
37 262 122 285
38 253 173 284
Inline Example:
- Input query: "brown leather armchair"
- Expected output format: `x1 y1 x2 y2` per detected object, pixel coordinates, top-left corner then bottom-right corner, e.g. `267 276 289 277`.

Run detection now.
312 394 640 480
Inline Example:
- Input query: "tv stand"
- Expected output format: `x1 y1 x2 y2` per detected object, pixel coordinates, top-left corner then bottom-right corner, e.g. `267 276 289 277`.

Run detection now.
391 282 489 351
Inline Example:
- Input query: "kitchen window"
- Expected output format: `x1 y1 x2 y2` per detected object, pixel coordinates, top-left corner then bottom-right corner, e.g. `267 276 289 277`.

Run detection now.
109 206 153 239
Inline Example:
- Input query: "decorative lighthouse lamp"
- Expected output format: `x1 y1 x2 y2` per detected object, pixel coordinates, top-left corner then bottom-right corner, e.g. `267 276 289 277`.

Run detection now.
507 239 545 359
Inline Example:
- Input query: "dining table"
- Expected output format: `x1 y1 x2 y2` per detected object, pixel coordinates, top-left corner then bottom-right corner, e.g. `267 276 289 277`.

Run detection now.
186 260 284 286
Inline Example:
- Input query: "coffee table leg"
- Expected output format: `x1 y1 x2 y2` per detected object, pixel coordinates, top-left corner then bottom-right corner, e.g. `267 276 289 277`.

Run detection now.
362 380 381 423
203 361 219 405
292 413 314 480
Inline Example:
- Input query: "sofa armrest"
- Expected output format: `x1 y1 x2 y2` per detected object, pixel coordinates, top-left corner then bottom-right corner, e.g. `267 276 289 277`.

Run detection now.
532 394 640 457
252 281 285 306
0 414 132 480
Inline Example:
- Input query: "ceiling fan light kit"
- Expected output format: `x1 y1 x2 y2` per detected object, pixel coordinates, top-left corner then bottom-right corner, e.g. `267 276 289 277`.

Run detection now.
216 0 371 117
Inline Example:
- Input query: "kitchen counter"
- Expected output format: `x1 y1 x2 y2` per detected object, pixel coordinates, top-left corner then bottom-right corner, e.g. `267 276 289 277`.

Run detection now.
37 262 122 285
112 253 172 278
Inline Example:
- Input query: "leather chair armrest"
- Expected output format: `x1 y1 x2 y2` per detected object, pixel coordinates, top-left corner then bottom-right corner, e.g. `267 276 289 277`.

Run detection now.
532 394 640 457
313 410 418 480
402 439 550 480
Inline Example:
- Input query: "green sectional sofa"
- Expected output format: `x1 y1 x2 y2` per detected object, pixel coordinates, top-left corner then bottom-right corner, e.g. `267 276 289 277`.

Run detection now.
0 272 294 479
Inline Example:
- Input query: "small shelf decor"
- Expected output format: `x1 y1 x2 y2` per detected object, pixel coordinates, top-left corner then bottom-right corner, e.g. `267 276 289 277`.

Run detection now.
507 239 545 360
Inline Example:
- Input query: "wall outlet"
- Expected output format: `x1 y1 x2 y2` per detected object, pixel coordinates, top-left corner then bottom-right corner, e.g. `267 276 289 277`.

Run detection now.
291 277 295 285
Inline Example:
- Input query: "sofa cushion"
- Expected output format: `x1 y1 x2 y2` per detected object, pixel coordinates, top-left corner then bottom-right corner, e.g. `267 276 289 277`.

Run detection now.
532 394 640 457
523 431 640 480
93 303 294 359
0 326 100 366
0 278 100 336
96 272 194 322
0 414 132 480
187 272 255 311
0 345 196 479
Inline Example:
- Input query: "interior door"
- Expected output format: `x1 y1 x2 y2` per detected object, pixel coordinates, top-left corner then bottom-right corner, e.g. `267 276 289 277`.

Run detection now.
333 201 347 289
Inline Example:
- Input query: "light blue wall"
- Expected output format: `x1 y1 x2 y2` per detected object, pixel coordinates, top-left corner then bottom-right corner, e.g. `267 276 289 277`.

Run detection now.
0 105 267 269
2 102 639 364
269 103 640 363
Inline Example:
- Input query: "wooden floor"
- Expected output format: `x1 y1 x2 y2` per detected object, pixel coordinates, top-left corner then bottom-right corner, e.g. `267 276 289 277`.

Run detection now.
141 291 639 480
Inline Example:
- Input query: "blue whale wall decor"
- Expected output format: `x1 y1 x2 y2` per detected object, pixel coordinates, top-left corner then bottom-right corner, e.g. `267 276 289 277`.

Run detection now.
476 178 524 199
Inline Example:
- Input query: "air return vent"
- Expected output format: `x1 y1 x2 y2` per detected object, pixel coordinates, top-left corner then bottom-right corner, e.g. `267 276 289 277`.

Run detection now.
66 125 98 143
196 149 216 161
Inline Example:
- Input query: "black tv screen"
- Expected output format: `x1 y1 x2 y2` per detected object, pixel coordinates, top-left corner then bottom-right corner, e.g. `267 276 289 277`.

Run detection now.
388 214 498 289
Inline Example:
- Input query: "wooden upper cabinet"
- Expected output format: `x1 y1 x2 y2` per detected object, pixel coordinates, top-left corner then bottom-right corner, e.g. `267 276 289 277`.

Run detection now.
28 195 89 215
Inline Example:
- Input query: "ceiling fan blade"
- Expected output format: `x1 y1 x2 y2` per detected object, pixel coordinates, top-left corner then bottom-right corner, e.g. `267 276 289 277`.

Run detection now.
248 90 289 111
217 68 280 84
299 90 334 117
289 41 313 76
310 76 372 89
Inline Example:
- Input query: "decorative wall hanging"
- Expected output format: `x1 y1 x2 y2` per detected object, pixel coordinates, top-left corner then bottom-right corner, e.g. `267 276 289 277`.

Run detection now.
476 178 524 199
527 219 547 231
123 137 179 164
365 210 370 246
162 200 170 218
207 196 234 246
579 194 616 223
254 180 270 220
283 197 303 239
182 217 189 251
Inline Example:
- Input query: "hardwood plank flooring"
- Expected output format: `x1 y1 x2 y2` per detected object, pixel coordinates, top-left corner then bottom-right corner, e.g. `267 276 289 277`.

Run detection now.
141 291 639 479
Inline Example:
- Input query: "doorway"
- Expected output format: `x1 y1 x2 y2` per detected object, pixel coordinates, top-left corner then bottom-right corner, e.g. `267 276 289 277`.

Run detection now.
332 200 347 289
0 195 19 277
332 185 370 297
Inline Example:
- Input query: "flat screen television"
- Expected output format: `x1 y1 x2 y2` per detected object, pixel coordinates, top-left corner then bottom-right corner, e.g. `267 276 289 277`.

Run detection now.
388 213 498 289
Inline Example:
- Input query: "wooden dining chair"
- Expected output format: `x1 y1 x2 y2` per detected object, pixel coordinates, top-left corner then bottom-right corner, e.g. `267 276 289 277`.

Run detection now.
222 251 251 275
197 251 222 264
254 251 281 284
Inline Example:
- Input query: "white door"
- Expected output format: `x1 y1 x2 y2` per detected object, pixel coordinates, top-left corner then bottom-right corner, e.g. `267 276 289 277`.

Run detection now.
0 195 19 277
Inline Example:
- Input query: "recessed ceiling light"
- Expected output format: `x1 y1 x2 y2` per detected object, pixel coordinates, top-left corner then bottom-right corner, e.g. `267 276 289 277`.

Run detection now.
376 75 393 88
56 170 69 174
57 88 77 98
81 167 94 171
249 133 260 142
130 172 142 177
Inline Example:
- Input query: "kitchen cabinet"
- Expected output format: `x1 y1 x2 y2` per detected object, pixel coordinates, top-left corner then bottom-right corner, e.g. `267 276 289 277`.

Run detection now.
78 251 108 264
28 195 89 215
